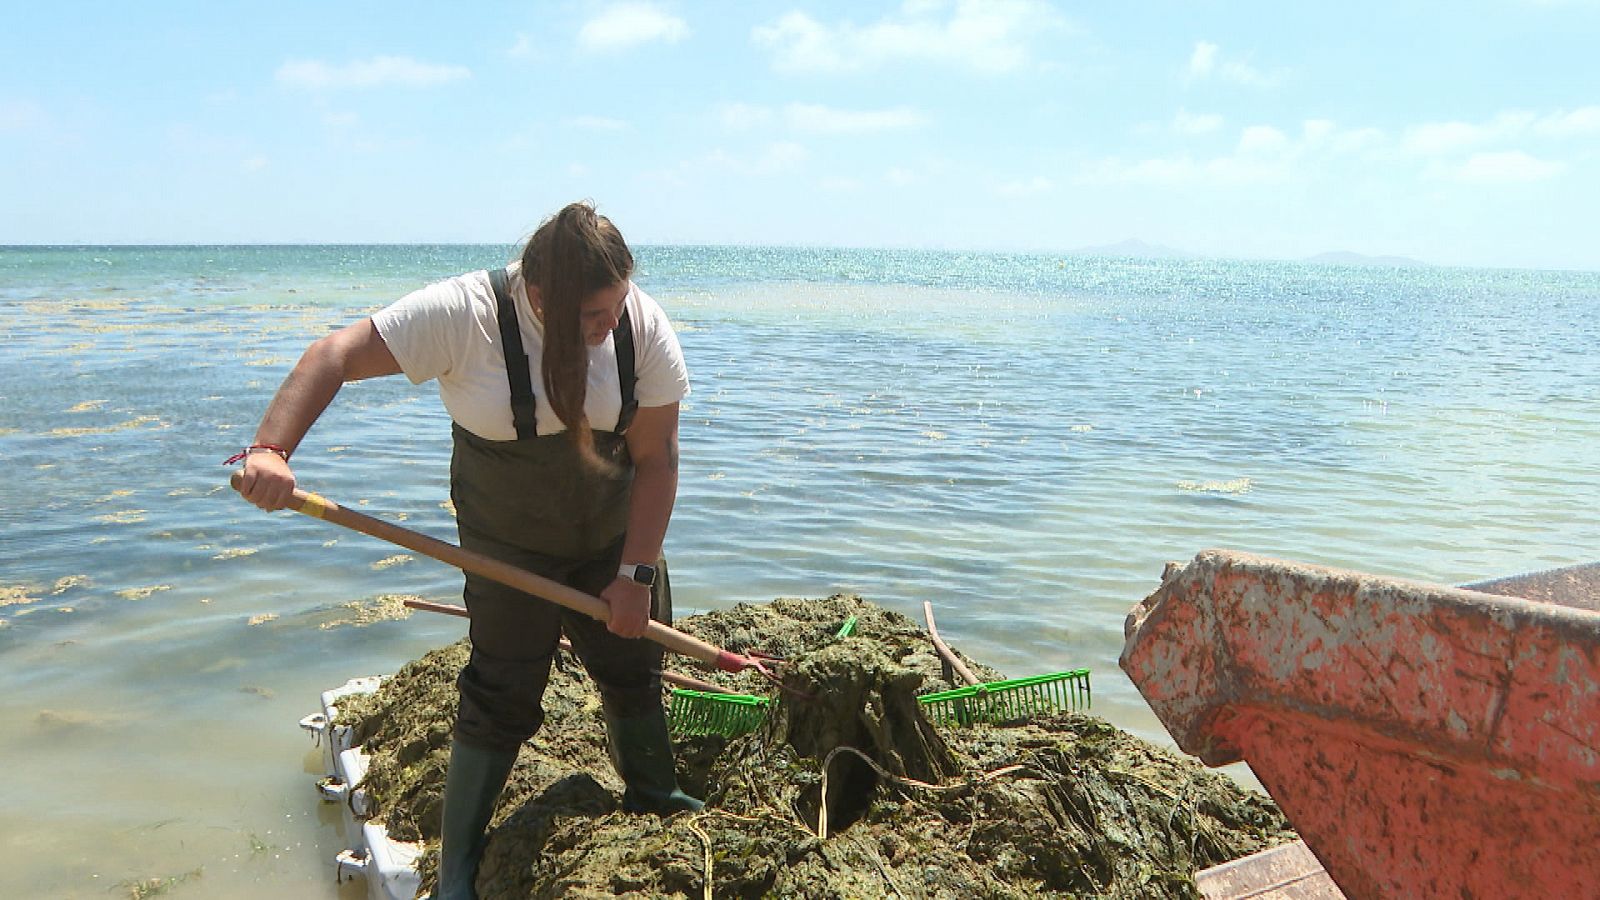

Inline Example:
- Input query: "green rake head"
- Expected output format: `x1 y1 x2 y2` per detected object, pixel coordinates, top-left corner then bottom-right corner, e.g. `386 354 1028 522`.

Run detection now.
669 616 858 738
668 688 772 737
918 669 1092 727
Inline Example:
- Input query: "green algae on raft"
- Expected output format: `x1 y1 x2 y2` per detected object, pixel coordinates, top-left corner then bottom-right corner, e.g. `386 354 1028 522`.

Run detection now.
333 595 1295 898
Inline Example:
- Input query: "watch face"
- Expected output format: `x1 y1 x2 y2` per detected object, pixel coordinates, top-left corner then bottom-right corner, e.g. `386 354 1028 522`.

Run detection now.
630 564 657 586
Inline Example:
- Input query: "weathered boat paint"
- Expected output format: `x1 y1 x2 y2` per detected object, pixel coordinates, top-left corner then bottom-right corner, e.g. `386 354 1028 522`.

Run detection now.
1122 551 1600 900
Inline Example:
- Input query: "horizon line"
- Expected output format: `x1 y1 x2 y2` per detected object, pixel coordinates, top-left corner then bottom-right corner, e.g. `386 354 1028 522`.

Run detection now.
1 242 1595 276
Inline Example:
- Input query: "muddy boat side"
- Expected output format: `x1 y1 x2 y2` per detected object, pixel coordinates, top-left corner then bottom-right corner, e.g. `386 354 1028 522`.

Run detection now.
1124 553 1600 900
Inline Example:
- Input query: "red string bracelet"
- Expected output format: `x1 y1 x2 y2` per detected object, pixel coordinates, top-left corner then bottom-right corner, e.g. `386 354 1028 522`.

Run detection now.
223 443 292 466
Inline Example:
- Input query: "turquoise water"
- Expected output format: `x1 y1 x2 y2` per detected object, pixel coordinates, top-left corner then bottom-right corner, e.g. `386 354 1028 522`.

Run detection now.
2 245 1597 897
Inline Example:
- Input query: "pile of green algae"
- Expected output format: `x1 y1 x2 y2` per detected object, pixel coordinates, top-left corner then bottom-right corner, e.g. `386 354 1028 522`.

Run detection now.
334 595 1295 898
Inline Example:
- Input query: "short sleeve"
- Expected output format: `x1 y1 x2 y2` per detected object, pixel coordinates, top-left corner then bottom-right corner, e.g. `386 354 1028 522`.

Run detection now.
630 285 691 407
371 273 482 385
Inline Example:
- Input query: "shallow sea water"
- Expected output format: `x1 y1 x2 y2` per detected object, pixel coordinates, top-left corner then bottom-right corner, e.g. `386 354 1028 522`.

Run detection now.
1 245 1597 897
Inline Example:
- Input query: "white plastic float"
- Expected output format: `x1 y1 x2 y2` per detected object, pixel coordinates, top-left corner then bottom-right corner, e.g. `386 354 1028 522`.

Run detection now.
300 676 423 900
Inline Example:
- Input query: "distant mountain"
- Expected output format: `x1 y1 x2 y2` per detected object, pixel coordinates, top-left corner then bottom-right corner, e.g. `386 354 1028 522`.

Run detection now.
1071 238 1192 259
1304 250 1429 268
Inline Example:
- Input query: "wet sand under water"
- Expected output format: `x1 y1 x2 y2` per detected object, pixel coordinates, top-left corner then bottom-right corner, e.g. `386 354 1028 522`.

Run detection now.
337 595 1295 898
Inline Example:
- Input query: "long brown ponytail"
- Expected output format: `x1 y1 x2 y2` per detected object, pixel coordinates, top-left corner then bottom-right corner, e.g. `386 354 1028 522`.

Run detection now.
520 202 635 468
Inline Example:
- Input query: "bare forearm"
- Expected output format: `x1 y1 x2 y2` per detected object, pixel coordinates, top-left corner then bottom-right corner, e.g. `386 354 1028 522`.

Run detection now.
251 318 400 455
235 319 400 511
253 342 348 455
622 451 678 565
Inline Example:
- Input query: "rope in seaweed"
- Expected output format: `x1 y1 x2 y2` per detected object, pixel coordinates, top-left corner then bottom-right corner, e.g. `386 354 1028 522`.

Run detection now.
684 809 811 900
685 814 713 900
816 744 1029 840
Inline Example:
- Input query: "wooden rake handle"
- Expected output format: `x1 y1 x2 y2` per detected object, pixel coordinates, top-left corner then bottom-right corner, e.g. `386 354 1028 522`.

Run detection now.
401 598 730 694
923 600 981 687
230 471 755 675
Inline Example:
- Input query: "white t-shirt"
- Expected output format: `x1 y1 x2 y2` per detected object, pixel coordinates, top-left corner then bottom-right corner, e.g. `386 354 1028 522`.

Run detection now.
372 262 690 441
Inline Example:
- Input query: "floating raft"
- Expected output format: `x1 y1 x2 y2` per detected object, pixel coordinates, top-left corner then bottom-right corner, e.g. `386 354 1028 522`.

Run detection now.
1123 551 1600 900
301 676 421 900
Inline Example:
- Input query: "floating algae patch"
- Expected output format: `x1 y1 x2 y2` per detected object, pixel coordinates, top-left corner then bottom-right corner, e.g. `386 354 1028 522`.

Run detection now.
36 708 129 733
1176 478 1252 495
372 554 413 570
1 585 40 608
53 576 91 593
335 595 1294 898
48 415 166 437
318 594 417 629
22 298 133 314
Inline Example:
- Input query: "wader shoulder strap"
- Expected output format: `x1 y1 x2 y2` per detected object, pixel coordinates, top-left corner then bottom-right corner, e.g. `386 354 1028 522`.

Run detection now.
488 267 538 439
613 307 639 433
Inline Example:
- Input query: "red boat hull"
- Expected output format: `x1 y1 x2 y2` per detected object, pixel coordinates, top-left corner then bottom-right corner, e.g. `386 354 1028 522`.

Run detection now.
1122 551 1600 900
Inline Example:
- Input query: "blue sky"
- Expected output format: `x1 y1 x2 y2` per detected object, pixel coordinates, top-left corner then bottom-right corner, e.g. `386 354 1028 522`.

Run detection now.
3 1 1597 269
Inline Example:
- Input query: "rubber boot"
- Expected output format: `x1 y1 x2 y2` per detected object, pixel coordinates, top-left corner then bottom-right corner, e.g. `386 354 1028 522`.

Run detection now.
604 707 705 814
434 739 518 900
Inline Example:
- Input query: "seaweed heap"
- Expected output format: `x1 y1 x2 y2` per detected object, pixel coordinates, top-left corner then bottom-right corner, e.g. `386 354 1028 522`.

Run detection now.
335 596 1294 898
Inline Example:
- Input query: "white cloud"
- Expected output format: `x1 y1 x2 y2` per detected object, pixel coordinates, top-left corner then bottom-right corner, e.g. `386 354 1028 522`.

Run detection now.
718 102 927 134
1401 112 1535 155
752 0 1071 75
1173 109 1223 135
1082 118 1385 187
719 103 777 131
1402 121 1484 155
1400 107 1599 159
1301 119 1335 144
1185 40 1280 87
508 34 537 59
1219 60 1274 87
578 3 690 53
276 56 470 90
570 115 629 132
1085 107 1575 189
705 142 811 176
997 176 1055 197
755 141 810 173
1427 151 1567 183
1330 126 1387 154
886 167 917 186
1534 105 1600 137
1074 154 1291 187
754 13 839 71
241 156 269 173
785 103 926 134
1238 125 1289 155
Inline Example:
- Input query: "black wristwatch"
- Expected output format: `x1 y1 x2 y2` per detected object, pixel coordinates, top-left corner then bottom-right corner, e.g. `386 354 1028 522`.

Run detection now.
618 562 658 587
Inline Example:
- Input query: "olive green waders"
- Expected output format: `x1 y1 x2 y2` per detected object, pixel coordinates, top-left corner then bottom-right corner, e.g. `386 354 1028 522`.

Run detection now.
433 270 701 900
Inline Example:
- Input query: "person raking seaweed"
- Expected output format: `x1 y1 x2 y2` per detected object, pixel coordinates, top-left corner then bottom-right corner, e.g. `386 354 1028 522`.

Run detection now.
231 202 703 899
